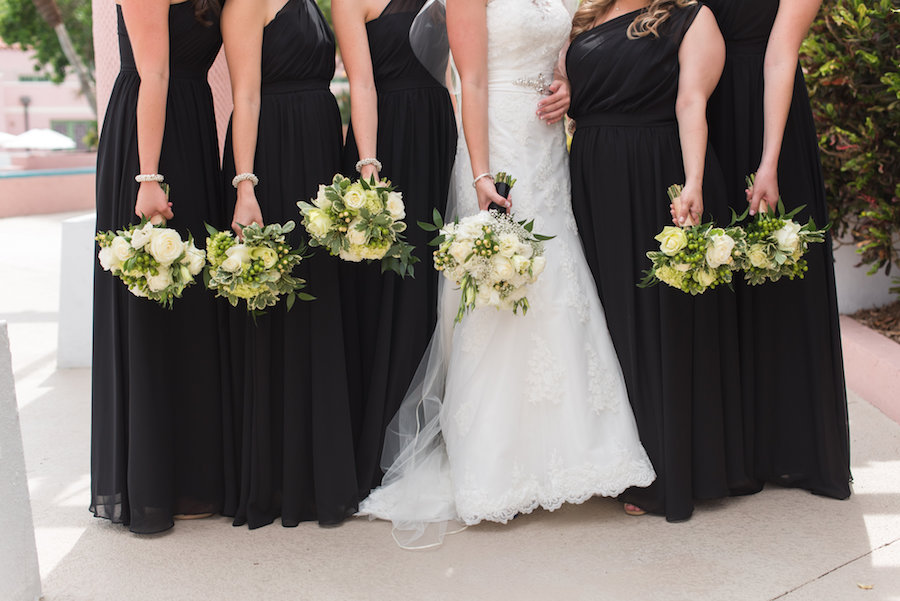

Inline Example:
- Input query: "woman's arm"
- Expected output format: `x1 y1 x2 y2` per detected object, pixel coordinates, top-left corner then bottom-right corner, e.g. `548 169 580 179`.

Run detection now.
447 0 509 210
120 0 174 223
746 0 822 215
223 0 267 235
333 0 380 181
673 6 725 226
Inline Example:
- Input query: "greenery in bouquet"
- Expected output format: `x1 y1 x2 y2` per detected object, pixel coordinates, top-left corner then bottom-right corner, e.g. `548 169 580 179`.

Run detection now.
733 175 829 285
639 184 745 295
298 174 418 278
420 208 553 323
204 221 313 313
96 219 205 309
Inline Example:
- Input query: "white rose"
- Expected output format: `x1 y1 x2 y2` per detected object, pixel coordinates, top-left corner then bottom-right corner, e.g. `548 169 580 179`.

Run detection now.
674 263 692 272
694 268 717 288
130 222 154 249
475 285 491 307
182 242 206 276
129 285 148 298
511 255 531 274
111 236 134 263
747 244 770 269
385 192 406 220
449 264 467 283
655 226 688 256
531 256 547 278
498 233 519 258
98 246 119 271
312 185 332 210
221 244 250 273
449 240 471 265
251 246 279 270
146 268 173 292
458 220 483 240
705 232 735 269
773 221 802 253
346 218 368 246
491 255 515 281
306 208 333 239
516 242 534 259
343 187 366 210
148 228 185 265
440 222 457 237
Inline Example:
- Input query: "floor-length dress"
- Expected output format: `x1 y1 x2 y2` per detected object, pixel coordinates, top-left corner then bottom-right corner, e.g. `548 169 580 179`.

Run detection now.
221 0 359 528
706 0 851 499
341 0 458 497
567 5 754 522
91 3 225 534
359 0 655 548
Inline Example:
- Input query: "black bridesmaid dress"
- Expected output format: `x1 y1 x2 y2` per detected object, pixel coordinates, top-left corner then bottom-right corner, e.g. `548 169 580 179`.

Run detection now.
567 5 754 522
221 0 359 528
706 0 851 500
91 3 225 534
341 0 457 496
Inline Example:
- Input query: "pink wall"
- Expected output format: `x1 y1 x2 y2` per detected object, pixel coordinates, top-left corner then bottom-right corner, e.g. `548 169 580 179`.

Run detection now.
0 172 95 218
92 0 233 153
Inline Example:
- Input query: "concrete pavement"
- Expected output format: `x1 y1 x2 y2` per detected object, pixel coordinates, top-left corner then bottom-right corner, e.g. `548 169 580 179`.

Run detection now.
2 212 899 601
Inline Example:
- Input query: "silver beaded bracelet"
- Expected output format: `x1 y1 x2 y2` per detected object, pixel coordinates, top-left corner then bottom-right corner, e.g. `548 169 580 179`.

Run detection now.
135 173 164 183
356 158 383 173
232 172 259 188
472 172 494 188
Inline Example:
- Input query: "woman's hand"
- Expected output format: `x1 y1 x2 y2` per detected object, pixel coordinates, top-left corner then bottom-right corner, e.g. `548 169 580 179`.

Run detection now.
475 177 511 212
232 185 264 237
746 163 779 215
537 79 570 125
671 184 703 227
359 163 380 183
134 181 173 224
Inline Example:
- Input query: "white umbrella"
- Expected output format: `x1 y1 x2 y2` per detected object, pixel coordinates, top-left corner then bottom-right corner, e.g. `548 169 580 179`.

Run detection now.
3 128 76 150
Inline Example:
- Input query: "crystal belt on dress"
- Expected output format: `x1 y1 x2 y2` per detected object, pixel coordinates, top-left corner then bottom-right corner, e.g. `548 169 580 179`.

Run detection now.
488 71 552 94
260 79 331 96
575 112 676 128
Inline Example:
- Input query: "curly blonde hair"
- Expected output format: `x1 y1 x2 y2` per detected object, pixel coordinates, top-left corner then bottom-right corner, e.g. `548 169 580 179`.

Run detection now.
571 0 698 41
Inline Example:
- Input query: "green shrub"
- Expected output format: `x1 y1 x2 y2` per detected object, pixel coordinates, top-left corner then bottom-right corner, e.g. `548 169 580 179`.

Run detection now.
801 1 900 283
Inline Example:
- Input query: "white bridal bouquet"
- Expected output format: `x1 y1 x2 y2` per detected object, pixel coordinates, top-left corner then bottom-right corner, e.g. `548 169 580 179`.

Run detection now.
96 219 205 308
204 221 312 312
298 174 417 277
420 206 553 323
733 174 829 285
640 184 745 295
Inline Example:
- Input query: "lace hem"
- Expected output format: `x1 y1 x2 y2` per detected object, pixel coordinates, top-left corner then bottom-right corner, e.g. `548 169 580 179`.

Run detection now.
455 456 656 526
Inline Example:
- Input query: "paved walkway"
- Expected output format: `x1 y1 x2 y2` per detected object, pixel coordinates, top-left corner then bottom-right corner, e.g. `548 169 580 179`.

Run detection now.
3 213 899 601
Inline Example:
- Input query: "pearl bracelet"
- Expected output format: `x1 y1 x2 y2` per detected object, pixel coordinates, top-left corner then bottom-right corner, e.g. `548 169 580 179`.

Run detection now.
472 172 494 188
232 172 259 188
356 158 383 173
135 173 164 183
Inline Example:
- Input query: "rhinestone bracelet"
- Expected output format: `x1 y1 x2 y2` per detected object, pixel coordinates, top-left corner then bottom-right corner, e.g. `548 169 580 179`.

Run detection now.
135 173 164 183
356 158 383 173
472 172 494 188
232 172 259 188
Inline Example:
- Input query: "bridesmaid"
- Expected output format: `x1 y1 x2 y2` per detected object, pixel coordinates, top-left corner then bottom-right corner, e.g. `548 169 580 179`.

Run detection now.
332 0 457 496
91 0 225 534
221 0 359 528
706 0 851 499
567 0 753 521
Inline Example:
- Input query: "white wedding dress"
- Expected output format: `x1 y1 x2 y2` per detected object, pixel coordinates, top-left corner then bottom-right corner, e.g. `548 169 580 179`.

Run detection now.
358 0 655 548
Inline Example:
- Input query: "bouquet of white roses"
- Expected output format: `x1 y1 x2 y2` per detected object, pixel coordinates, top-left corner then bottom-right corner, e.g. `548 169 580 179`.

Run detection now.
639 184 745 295
96 219 206 308
732 174 828 285
420 208 552 323
204 221 313 312
298 174 417 278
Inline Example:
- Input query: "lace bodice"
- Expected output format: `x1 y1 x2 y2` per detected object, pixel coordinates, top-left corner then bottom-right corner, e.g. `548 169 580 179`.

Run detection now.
486 0 571 82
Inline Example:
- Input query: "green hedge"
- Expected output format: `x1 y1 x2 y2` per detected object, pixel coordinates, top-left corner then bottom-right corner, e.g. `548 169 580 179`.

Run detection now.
801 0 900 289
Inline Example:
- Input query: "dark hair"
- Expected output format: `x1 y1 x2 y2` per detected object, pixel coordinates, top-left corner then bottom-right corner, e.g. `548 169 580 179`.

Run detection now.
193 0 222 24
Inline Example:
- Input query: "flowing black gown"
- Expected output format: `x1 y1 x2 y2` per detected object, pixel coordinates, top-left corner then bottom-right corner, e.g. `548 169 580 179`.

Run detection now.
341 0 457 496
567 5 754 522
706 0 851 499
221 0 358 528
91 3 225 534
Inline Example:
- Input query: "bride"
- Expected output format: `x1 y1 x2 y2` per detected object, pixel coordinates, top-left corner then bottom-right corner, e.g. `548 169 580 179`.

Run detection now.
358 0 656 548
